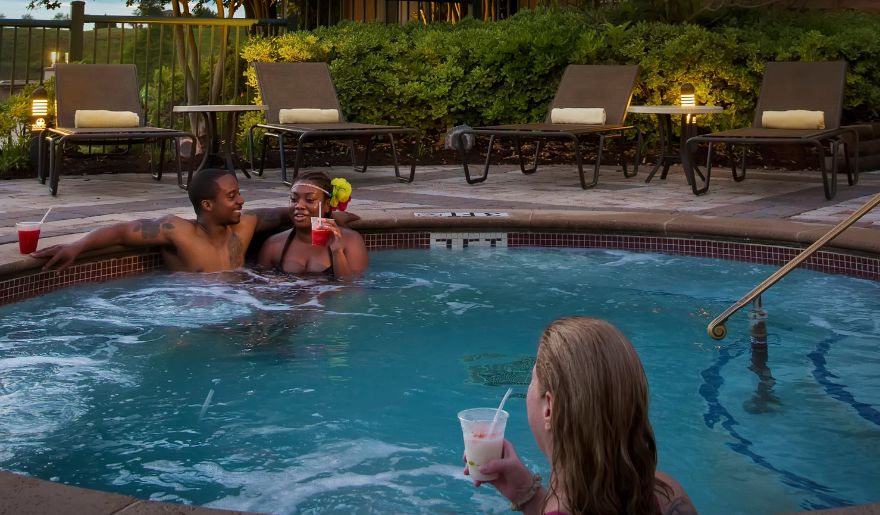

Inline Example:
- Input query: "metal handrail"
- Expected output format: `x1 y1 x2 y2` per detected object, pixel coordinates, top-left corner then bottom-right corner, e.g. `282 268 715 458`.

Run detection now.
707 191 880 340
0 20 70 28
81 15 290 27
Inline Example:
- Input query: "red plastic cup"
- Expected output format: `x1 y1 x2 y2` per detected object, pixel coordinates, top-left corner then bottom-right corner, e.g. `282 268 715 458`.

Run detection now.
310 217 335 247
16 221 42 254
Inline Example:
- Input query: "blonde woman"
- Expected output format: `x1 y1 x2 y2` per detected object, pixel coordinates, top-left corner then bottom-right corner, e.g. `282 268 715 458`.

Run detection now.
467 317 697 515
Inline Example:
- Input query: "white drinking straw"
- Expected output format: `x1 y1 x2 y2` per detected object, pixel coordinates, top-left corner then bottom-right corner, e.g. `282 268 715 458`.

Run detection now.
319 201 322 219
487 387 513 436
198 388 215 422
39 207 53 224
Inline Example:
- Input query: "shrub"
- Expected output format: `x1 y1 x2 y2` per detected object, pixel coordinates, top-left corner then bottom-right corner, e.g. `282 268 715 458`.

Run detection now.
0 81 55 177
241 8 880 158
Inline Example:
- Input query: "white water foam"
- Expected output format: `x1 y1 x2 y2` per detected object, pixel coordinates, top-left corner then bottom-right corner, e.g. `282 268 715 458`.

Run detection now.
598 250 669 267
445 301 492 316
0 355 102 371
166 439 465 514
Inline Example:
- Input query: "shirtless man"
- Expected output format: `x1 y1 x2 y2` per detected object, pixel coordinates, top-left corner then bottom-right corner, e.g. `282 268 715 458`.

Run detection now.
34 169 296 273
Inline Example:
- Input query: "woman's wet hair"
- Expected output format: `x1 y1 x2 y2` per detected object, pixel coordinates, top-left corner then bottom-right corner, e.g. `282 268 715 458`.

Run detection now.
535 317 667 514
188 168 236 215
290 171 333 216
292 171 333 199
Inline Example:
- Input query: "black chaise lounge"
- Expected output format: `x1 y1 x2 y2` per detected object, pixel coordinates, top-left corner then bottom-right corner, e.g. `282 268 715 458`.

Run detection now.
249 61 418 185
455 64 641 189
683 61 859 200
44 64 195 196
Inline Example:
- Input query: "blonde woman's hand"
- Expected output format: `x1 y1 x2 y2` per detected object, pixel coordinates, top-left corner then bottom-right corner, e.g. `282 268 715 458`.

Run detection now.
468 440 536 502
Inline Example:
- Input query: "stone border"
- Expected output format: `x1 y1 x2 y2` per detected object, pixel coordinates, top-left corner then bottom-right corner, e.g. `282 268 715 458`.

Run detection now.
354 210 880 256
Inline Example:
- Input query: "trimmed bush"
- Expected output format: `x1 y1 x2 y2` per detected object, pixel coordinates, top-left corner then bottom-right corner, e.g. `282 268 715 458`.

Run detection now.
0 81 56 177
241 7 880 155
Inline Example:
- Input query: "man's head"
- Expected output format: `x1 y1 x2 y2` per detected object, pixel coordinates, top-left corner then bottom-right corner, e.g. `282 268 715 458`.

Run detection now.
188 169 243 224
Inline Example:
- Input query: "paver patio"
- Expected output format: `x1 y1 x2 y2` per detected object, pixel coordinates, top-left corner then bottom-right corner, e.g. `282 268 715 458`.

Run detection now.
1 163 879 265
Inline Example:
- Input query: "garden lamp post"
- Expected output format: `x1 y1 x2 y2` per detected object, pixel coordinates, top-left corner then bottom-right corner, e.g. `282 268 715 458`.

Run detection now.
31 86 49 131
30 85 49 177
680 83 696 107
680 83 696 123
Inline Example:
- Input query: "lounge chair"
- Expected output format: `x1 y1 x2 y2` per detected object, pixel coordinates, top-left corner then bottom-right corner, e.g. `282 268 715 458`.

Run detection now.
44 64 195 196
683 61 859 200
249 62 418 185
455 64 641 189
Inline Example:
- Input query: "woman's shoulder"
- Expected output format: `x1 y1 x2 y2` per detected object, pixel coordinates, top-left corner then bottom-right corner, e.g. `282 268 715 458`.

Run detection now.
264 228 293 243
655 471 698 515
257 229 294 261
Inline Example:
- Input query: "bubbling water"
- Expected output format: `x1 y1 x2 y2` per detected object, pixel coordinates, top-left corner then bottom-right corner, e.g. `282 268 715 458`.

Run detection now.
0 249 878 514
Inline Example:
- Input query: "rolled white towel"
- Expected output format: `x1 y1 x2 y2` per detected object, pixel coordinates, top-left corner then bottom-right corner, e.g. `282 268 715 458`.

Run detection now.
550 107 606 125
74 110 140 128
279 108 340 124
761 110 825 130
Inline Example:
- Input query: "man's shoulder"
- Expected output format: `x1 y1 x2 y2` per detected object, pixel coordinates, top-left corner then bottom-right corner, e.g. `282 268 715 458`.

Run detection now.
341 226 365 241
237 210 267 232
155 215 196 234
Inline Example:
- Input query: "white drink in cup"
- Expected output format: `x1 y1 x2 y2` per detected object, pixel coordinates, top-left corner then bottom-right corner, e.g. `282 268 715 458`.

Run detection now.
458 407 509 481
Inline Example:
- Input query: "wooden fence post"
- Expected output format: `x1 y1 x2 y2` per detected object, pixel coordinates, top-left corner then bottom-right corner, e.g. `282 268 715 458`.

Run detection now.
68 0 84 62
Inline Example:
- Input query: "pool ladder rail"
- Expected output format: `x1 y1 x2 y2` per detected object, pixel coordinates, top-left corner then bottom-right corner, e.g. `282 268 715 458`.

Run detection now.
708 191 880 340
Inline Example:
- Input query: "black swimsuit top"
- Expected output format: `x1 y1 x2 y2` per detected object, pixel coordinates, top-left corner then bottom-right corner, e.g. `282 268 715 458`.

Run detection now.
278 229 335 277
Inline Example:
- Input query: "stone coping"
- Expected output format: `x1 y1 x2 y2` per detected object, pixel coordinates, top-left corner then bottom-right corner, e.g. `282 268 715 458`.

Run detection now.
2 210 880 278
0 471 249 515
1 469 877 515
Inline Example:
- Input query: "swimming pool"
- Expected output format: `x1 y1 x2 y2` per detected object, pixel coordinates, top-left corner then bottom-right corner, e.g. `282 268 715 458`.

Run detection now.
1 247 878 514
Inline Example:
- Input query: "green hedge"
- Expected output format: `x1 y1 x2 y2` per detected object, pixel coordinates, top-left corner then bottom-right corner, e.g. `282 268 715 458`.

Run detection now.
0 81 56 177
240 8 880 153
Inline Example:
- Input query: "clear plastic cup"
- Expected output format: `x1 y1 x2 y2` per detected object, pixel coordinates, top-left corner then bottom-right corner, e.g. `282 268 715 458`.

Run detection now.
310 217 335 246
16 221 42 254
458 407 509 481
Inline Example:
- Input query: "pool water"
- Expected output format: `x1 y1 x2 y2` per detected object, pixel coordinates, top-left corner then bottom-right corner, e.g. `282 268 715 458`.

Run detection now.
1 248 878 514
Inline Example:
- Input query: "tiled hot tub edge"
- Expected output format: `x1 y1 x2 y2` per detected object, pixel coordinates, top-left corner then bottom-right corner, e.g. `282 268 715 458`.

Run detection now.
3 211 880 306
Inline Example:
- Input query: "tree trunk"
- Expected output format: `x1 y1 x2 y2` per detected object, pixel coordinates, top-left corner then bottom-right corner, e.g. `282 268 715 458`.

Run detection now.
209 26 229 104
171 0 203 153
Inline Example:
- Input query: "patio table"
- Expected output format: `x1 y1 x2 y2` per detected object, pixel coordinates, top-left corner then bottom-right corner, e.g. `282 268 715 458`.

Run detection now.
172 104 267 186
628 105 723 184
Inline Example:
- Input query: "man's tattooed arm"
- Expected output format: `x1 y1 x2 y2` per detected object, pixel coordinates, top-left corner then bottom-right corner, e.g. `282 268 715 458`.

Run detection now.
252 207 293 234
128 217 176 245
32 217 177 272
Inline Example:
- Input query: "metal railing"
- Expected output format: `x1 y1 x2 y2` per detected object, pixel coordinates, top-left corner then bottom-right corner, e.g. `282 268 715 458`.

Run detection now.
1 0 520 109
1 2 291 124
306 0 520 25
0 19 69 99
707 191 880 340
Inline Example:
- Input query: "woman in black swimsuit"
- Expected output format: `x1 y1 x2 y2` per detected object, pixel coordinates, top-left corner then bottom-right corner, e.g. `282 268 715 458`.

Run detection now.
256 172 368 277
